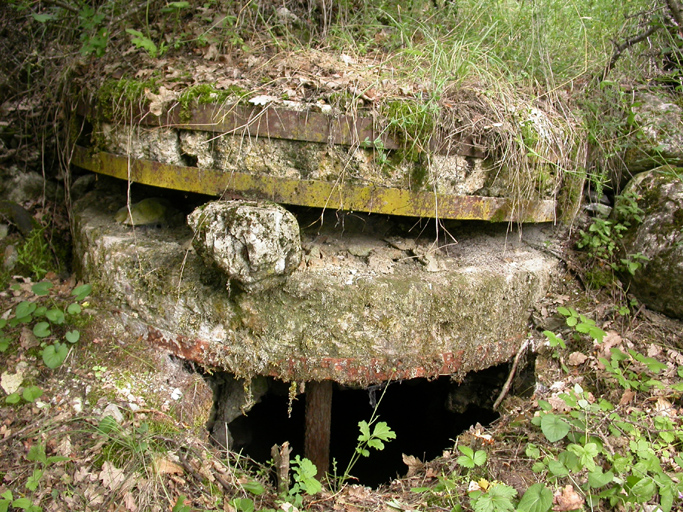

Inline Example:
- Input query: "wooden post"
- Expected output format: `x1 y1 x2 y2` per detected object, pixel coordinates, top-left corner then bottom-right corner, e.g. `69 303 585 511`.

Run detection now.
304 380 333 480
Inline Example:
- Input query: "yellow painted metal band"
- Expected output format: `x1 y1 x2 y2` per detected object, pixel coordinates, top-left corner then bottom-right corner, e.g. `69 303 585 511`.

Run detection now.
71 145 556 222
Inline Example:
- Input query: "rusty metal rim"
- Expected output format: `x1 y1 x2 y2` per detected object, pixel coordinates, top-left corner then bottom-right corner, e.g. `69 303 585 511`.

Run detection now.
145 326 523 385
77 100 487 158
71 145 557 222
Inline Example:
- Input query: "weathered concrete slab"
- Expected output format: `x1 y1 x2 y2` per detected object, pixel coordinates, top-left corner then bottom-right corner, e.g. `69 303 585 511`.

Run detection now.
72 186 558 385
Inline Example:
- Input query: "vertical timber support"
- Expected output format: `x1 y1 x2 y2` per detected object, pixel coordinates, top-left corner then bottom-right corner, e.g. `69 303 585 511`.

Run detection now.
304 380 333 479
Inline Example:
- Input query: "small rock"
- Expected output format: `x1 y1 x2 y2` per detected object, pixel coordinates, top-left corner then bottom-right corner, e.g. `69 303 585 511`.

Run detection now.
102 403 124 423
3 244 18 270
115 197 180 227
188 200 302 292
619 168 683 319
584 203 612 218
348 243 372 258
0 223 8 240
70 174 97 200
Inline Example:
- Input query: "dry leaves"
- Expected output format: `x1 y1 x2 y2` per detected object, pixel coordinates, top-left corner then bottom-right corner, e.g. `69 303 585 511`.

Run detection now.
567 352 588 366
402 454 424 477
553 485 584 511
99 461 126 490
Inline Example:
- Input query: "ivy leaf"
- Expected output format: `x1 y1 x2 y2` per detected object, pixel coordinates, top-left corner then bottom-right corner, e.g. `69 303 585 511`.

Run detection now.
67 303 82 315
31 281 52 296
25 468 43 491
357 420 371 442
31 12 56 23
517 483 553 512
5 393 21 405
33 321 51 338
10 497 33 509
27 443 47 464
42 342 68 368
629 477 656 502
540 414 570 442
15 301 37 320
242 480 265 496
22 386 43 403
526 444 541 459
65 330 80 343
71 283 92 301
473 450 487 466
46 308 65 324
228 499 254 512
472 484 517 512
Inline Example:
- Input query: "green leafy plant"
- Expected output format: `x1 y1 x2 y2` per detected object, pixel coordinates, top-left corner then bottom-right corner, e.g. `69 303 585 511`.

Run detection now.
0 443 71 511
577 191 648 284
529 309 683 512
456 445 487 469
283 455 322 507
2 281 91 404
125 29 166 58
16 228 52 282
468 481 517 512
331 384 396 491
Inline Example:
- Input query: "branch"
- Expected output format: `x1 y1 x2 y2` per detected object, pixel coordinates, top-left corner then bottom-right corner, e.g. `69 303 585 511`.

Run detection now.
602 24 661 81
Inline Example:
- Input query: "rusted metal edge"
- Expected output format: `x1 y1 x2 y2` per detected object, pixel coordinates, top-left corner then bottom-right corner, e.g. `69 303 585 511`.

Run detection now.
77 100 487 158
71 145 557 222
146 326 522 385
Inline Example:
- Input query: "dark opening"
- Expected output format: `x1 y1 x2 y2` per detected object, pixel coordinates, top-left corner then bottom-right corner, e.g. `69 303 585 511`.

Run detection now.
216 364 519 488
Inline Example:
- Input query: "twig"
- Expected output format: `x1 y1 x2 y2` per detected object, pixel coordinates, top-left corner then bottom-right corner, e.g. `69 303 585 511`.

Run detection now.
602 25 660 80
271 442 292 495
493 339 529 410
178 451 234 494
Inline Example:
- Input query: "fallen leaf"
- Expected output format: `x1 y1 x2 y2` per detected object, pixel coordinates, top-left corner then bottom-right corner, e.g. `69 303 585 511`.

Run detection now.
20 327 39 349
567 352 588 366
654 397 675 417
57 435 72 458
553 485 584 511
596 331 622 359
145 86 177 117
153 454 184 475
124 492 138 512
1 369 24 395
547 395 572 413
402 454 423 477
74 466 94 483
84 484 104 507
99 461 126 490
340 54 355 65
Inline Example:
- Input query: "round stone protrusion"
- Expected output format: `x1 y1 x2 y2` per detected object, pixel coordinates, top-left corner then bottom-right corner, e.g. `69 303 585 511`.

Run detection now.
188 200 302 292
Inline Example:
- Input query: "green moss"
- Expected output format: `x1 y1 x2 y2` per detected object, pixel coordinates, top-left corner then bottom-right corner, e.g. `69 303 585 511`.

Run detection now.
178 83 248 122
96 78 160 121
586 267 616 289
